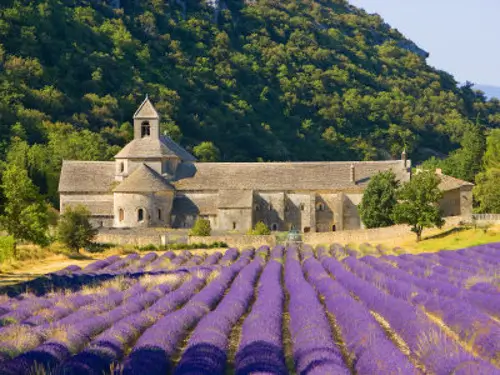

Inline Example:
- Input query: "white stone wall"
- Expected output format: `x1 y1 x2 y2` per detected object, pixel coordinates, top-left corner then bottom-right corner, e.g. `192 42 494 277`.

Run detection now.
254 192 285 231
343 193 363 230
315 193 339 232
285 193 313 232
217 208 253 232
113 191 173 228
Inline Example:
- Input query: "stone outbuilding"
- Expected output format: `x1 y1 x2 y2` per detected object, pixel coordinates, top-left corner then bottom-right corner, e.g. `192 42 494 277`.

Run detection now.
58 98 473 233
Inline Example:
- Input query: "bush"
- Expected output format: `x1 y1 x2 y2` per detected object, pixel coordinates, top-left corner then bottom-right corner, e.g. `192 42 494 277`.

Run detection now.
247 221 271 235
57 205 98 253
0 236 15 263
189 218 211 236
84 242 115 253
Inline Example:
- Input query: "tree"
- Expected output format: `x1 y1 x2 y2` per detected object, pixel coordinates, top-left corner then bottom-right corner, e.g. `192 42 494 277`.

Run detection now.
247 221 271 235
474 129 500 213
57 205 97 253
0 164 49 253
192 142 221 162
392 170 445 241
189 218 211 236
358 171 399 228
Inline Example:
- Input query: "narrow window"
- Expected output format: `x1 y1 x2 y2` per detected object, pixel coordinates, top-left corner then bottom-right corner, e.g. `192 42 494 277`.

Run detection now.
141 121 151 138
269 203 273 211
271 223 278 231
119 209 124 222
332 224 336 232
120 162 125 173
158 209 162 221
300 203 305 211
233 222 236 230
316 203 325 211
254 204 260 211
138 208 144 222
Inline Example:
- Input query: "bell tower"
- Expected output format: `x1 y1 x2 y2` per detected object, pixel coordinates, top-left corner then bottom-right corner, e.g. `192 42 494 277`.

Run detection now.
133 95 160 140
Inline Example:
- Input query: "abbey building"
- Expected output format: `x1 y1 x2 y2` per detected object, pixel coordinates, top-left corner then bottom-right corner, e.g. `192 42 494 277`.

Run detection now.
58 98 473 233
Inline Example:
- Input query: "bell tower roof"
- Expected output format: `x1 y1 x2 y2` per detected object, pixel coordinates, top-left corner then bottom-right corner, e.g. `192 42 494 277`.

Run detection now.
133 96 159 119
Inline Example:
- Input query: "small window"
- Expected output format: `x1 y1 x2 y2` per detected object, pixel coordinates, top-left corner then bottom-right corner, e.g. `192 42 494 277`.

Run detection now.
271 223 278 231
120 162 125 173
233 222 237 230
316 203 325 211
119 209 124 222
304 227 310 233
332 224 336 232
300 203 305 211
141 121 151 138
269 203 273 211
138 208 144 222
254 204 260 211
158 209 162 221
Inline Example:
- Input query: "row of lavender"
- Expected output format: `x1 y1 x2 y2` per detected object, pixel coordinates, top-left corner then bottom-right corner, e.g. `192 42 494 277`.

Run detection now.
0 244 498 374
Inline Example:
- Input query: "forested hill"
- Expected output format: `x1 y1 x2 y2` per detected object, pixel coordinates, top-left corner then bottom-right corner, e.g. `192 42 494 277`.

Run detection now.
0 0 499 205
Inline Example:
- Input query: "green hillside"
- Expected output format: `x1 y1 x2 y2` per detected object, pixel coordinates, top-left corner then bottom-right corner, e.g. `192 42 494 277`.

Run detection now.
0 0 499 205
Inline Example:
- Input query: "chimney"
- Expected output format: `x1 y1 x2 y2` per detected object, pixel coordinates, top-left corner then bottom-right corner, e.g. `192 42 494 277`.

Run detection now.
350 164 356 184
436 168 442 175
401 148 407 168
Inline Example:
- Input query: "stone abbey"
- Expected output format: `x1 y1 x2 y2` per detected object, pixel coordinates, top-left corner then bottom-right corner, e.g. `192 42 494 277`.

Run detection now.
59 97 472 233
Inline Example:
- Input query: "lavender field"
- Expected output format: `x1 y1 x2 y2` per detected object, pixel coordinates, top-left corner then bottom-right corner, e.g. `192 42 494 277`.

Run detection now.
0 244 499 375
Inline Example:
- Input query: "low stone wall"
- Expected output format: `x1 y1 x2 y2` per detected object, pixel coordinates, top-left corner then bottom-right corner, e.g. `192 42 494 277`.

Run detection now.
188 235 276 248
304 215 467 246
95 216 468 248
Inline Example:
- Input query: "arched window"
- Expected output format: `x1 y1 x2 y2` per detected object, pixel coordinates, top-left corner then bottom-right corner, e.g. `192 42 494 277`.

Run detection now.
119 162 125 173
138 208 144 222
119 209 124 222
271 223 278 231
299 203 305 211
141 121 151 138
158 209 162 221
316 202 325 211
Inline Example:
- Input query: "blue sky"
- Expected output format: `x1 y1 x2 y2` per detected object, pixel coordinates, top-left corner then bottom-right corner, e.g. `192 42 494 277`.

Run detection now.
348 0 500 86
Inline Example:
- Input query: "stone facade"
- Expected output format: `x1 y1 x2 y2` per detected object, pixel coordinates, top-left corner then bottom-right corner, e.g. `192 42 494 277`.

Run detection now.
59 98 473 234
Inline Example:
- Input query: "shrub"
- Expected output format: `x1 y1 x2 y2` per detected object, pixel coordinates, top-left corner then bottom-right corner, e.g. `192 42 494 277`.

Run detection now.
189 218 211 236
57 205 98 253
0 236 15 263
247 221 271 235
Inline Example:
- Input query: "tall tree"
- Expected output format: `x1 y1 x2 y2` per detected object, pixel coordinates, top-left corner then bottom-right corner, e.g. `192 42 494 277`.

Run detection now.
0 164 49 253
358 170 399 228
473 129 500 213
392 170 444 241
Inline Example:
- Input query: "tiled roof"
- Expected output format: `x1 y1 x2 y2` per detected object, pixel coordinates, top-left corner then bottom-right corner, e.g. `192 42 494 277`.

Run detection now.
171 195 218 215
173 160 410 191
58 161 116 193
438 173 474 191
114 164 174 193
114 136 196 161
133 97 159 119
218 190 253 208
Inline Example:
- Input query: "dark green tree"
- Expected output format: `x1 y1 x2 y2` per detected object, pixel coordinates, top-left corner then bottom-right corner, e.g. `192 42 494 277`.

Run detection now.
474 129 500 213
0 164 49 254
358 171 399 228
57 205 98 253
392 170 445 241
189 218 211 236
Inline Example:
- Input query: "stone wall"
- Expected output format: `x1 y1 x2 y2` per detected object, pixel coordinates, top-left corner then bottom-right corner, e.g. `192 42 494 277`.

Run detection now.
188 234 276 248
